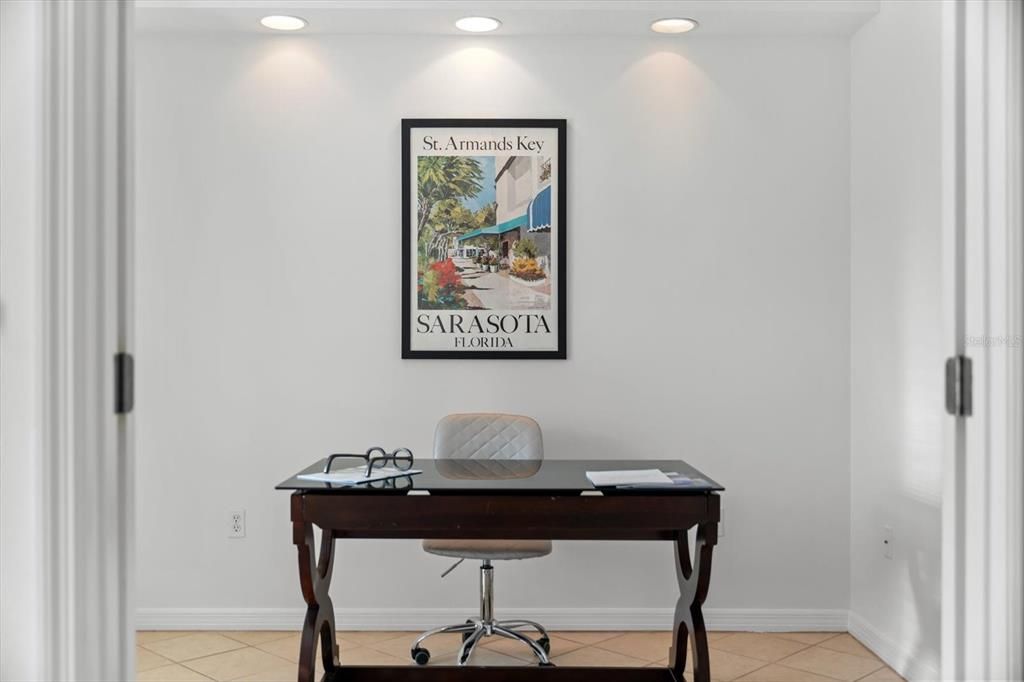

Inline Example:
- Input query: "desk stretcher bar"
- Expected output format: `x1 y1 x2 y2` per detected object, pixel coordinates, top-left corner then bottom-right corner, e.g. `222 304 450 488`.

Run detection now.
322 666 679 681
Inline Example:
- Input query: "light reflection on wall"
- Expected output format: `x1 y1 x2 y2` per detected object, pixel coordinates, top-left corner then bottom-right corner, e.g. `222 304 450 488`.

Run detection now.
895 249 944 507
235 38 342 113
615 49 717 154
619 49 710 101
399 43 544 112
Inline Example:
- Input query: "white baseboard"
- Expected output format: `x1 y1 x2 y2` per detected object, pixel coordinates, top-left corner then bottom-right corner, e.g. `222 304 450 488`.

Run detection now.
136 607 848 633
848 611 941 681
707 608 848 632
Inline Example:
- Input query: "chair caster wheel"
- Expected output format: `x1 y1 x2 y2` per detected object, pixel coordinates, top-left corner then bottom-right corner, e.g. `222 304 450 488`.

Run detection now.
539 661 555 667
538 636 551 654
411 647 430 665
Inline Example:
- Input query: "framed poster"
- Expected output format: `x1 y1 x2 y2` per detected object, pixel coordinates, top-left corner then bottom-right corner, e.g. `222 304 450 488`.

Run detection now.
402 119 567 359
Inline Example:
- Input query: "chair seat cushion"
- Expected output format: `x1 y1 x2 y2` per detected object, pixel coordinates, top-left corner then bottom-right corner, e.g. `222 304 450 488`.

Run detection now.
422 538 552 560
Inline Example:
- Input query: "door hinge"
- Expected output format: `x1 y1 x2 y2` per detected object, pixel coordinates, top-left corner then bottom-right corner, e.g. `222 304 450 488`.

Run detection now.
945 355 972 417
114 352 134 414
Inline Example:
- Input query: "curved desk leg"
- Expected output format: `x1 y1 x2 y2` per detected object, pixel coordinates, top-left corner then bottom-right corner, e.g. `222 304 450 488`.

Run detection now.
670 522 717 682
295 518 339 682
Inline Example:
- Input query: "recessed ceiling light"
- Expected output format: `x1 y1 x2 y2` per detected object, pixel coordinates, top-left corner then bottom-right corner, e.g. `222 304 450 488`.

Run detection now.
455 16 501 33
650 17 699 34
260 15 307 31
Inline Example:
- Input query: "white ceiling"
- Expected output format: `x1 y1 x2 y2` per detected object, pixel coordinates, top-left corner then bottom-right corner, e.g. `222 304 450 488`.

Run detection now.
135 0 879 36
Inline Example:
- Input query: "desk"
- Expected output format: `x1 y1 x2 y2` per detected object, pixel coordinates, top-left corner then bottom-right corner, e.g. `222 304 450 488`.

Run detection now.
277 459 723 682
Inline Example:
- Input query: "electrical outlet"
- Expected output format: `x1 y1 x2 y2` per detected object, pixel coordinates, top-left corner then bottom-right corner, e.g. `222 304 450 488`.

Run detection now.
229 510 246 539
883 525 894 559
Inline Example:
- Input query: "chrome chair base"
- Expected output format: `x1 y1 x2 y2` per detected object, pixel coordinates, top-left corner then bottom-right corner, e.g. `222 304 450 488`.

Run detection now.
411 561 552 666
411 618 552 666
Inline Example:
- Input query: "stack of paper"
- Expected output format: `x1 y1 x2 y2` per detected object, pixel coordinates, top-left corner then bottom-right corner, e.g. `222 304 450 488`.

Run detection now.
297 466 421 486
585 469 673 487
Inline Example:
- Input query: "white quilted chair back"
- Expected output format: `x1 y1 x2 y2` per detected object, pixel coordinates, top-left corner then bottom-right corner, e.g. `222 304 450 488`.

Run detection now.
434 414 543 461
435 457 542 480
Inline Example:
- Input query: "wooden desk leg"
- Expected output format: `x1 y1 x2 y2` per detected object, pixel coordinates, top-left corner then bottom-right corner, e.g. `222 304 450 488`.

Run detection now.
670 522 718 682
294 519 340 682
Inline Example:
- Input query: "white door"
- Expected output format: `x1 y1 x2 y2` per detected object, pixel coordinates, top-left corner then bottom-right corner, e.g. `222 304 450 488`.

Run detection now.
0 1 135 679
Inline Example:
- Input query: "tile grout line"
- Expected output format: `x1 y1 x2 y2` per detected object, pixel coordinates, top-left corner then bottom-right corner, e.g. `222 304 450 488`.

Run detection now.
137 633 249 660
774 654 848 682
767 661 851 682
585 632 671 663
177 644 297 679
145 661 218 682
147 644 248 665
720 637 820 682
804 633 889 679
849 659 888 681
780 645 852 682
676 633 817 680
722 635 895 682
816 635 889 664
774 642 881 682
220 632 298 646
555 633 625 646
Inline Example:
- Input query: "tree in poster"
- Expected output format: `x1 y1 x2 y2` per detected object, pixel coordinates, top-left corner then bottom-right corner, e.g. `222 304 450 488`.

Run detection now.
416 156 484 244
424 198 477 260
416 156 493 310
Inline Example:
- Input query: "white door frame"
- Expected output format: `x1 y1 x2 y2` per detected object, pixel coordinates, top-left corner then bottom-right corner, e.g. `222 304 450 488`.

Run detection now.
0 1 135 679
44 0 136 677
942 0 1023 679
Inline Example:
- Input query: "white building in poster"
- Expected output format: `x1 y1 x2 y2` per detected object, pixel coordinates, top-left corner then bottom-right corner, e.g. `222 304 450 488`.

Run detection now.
457 155 552 271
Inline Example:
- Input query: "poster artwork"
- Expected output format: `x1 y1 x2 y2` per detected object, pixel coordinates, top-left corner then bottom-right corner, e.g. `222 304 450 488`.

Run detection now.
402 119 567 359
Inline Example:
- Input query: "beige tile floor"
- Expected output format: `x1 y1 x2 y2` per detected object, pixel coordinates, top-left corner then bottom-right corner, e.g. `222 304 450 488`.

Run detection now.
136 630 904 682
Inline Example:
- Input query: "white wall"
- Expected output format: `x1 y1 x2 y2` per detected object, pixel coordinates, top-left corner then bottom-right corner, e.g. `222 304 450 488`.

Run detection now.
0 2 47 678
135 33 852 625
849 1 943 678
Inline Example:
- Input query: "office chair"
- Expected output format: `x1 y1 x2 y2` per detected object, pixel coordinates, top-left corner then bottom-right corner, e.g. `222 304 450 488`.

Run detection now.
411 413 553 667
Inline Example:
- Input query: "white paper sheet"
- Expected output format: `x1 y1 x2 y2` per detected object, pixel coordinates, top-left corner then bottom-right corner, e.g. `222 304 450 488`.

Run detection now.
585 469 673 487
297 466 421 486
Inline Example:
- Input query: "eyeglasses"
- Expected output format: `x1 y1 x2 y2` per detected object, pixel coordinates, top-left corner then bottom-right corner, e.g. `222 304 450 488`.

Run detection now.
365 446 414 473
323 447 414 477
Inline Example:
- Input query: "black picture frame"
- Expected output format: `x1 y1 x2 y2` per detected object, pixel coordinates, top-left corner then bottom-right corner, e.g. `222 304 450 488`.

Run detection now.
402 118 567 359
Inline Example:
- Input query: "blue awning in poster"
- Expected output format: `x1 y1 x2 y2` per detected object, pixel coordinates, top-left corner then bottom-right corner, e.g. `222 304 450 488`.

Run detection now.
457 185 552 242
457 213 528 242
527 185 552 232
